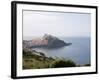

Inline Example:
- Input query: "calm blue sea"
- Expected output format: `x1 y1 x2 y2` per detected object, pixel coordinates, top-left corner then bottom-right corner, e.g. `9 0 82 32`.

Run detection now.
24 37 91 65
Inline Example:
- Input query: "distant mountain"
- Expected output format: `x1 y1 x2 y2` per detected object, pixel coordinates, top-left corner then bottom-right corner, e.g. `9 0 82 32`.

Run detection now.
23 34 71 48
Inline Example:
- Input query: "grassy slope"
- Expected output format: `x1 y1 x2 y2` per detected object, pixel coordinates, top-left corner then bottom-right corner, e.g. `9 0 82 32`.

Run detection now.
23 49 90 69
23 49 54 69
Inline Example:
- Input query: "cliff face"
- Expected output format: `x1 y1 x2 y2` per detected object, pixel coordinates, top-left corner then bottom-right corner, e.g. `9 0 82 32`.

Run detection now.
23 34 71 48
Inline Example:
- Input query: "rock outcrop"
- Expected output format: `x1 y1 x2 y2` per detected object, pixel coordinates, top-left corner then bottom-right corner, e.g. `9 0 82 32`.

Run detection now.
23 34 71 48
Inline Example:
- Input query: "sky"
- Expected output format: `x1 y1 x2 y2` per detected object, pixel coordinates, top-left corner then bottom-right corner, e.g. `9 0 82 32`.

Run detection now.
23 10 91 37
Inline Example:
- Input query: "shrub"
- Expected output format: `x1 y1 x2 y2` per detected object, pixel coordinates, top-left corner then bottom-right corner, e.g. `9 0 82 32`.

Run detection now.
50 59 76 68
84 64 90 66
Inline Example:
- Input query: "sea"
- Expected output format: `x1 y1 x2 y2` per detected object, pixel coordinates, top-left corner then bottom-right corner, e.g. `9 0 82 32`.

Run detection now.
24 37 91 65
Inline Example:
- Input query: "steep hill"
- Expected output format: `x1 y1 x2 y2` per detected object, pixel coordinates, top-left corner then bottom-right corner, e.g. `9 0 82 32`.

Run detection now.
23 34 71 48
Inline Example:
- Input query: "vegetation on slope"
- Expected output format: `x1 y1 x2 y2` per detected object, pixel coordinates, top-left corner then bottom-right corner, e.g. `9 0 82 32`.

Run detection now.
23 48 90 69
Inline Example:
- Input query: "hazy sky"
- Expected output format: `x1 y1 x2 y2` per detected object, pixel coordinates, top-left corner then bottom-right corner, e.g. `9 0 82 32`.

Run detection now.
23 10 91 37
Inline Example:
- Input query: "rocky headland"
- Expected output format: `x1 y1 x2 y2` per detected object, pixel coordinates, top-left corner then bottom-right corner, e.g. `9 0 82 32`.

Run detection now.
23 34 72 49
